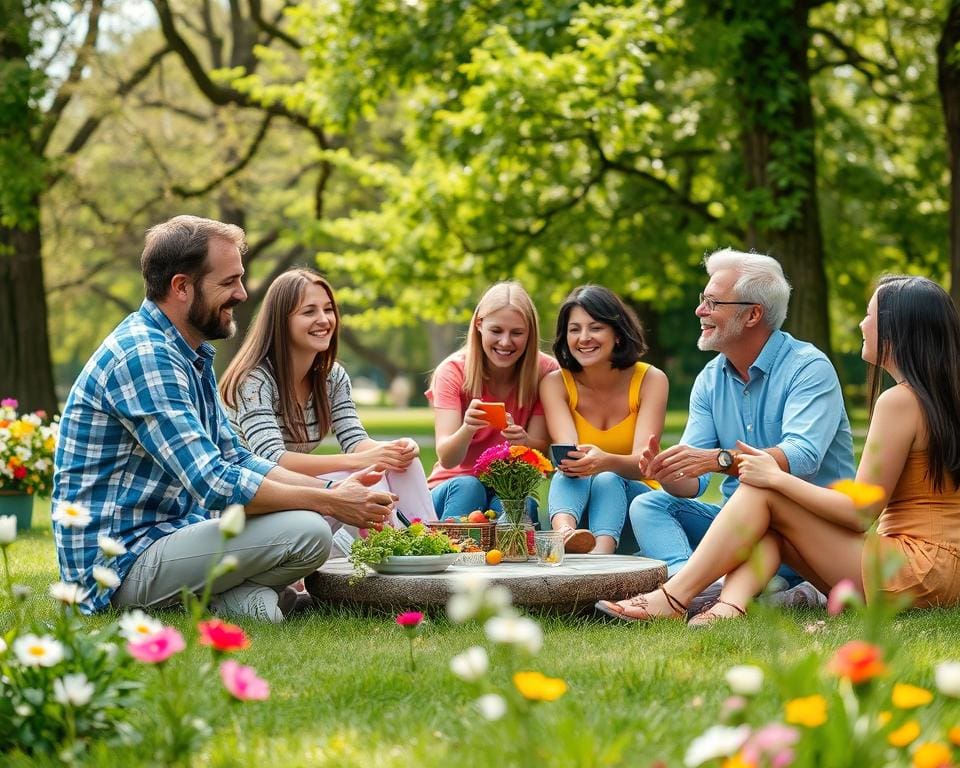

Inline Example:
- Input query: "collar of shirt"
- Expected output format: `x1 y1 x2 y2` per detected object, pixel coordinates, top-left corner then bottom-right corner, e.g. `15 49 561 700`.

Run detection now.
139 299 216 371
721 329 787 385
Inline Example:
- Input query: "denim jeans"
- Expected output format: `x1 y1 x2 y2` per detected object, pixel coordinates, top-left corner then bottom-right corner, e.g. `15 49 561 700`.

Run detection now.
629 490 802 585
431 475 537 522
548 471 652 546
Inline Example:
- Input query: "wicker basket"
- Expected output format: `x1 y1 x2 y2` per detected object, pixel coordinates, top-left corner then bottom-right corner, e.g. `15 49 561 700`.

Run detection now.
427 521 496 551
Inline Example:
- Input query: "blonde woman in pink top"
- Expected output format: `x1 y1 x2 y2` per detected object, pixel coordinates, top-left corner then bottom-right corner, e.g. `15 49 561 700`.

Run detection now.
427 282 559 519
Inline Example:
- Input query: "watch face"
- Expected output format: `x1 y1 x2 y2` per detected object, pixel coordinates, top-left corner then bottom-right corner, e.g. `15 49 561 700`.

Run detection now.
718 450 733 468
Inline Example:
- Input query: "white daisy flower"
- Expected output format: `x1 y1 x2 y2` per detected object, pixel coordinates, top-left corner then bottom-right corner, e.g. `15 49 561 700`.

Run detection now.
49 581 83 605
51 501 92 528
13 634 65 668
53 673 94 707
92 566 120 590
97 535 127 558
118 609 162 641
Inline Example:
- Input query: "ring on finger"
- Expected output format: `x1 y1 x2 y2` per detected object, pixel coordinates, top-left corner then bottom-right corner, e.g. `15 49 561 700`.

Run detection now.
677 471 684 478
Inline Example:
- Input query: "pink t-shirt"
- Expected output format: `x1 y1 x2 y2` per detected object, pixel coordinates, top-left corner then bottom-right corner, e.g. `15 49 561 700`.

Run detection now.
425 351 559 488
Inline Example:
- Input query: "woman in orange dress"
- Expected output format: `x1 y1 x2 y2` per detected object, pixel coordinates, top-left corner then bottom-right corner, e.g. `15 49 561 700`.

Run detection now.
597 275 960 623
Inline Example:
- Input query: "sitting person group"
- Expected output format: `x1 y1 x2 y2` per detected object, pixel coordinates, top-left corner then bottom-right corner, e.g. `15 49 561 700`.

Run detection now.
51 214 960 623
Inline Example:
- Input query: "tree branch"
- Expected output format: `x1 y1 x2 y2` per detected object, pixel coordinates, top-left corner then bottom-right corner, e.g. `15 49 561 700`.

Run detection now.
37 0 104 153
249 0 302 50
171 114 274 197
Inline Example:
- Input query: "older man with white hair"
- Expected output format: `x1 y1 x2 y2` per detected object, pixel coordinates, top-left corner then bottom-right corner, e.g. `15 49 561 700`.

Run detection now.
629 249 855 610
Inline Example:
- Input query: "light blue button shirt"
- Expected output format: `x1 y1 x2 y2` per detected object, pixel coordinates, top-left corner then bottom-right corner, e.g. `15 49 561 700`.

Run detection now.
680 330 855 502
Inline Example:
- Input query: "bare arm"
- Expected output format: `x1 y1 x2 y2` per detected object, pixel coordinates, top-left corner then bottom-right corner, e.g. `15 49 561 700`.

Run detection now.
539 371 578 444
738 386 918 530
434 401 486 469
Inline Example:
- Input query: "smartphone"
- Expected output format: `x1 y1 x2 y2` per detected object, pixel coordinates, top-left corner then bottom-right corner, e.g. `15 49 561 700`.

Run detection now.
477 401 508 430
550 443 577 466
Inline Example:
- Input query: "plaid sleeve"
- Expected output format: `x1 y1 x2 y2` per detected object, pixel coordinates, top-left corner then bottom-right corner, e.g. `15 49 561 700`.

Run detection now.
105 345 268 509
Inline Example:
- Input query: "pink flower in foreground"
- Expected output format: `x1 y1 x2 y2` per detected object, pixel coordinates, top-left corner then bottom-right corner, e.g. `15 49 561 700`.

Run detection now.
741 723 800 768
827 578 862 616
126 626 185 664
473 442 512 476
1 398 18 409
396 611 424 629
219 659 270 701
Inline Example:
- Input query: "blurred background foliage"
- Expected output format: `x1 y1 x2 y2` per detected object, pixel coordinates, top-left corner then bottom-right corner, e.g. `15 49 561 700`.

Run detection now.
1 0 957 411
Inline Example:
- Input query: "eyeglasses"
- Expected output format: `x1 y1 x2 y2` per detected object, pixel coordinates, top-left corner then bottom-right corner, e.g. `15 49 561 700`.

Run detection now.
698 292 757 312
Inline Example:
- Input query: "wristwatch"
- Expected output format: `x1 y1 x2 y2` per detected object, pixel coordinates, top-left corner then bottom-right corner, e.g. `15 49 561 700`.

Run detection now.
717 449 734 469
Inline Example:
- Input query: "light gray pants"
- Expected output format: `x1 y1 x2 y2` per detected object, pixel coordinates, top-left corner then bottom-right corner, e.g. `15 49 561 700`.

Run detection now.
112 509 332 610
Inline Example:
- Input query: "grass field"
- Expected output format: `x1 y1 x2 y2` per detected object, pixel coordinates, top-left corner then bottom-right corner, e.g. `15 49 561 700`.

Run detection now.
5 408 929 767
4 507 960 767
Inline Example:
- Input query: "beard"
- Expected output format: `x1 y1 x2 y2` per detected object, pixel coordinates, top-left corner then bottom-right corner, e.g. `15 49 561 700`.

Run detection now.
697 311 749 352
188 283 238 341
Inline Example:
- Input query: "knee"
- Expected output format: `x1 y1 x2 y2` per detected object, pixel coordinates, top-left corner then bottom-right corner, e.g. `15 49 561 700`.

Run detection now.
590 471 622 493
628 490 673 522
282 510 332 568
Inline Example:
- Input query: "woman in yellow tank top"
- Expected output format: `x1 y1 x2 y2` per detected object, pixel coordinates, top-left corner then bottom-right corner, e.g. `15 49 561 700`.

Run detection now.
540 285 669 554
598 276 960 623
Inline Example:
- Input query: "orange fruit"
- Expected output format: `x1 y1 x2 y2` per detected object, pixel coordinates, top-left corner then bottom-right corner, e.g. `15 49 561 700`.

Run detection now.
485 549 503 566
467 510 488 523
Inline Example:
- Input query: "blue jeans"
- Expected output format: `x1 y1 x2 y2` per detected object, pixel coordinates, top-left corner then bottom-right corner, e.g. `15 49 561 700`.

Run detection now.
431 476 537 522
548 471 651 546
629 490 802 584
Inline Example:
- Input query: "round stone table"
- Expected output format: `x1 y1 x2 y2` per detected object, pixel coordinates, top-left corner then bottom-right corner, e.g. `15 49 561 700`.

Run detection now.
306 554 666 614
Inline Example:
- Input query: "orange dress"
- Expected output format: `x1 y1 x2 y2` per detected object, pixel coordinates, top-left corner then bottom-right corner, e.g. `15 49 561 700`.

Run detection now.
864 451 960 607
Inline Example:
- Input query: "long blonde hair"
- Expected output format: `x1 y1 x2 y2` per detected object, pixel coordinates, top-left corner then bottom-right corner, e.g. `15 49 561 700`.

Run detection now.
220 268 340 443
434 282 542 410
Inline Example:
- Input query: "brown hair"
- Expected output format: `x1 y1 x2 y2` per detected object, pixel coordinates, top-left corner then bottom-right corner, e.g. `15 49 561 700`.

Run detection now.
141 215 246 300
220 268 340 443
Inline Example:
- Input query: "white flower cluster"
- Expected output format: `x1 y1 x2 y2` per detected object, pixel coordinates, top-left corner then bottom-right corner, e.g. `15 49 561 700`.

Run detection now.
445 575 545 721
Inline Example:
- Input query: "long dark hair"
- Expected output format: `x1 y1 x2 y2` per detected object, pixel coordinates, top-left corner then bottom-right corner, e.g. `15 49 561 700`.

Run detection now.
867 275 960 491
220 268 340 443
552 285 648 372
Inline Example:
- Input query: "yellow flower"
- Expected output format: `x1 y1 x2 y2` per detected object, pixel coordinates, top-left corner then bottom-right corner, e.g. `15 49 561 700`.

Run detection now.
9 420 34 439
513 671 567 702
892 683 934 709
44 436 55 452
722 754 753 768
878 711 892 726
888 720 921 747
830 479 885 508
912 742 952 768
949 726 960 747
784 694 828 728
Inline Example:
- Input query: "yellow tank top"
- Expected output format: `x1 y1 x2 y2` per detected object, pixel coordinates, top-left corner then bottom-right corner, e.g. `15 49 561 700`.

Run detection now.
560 362 649 455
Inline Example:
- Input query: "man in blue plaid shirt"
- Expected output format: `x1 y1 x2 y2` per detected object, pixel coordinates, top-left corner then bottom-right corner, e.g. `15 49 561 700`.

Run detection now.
53 215 395 621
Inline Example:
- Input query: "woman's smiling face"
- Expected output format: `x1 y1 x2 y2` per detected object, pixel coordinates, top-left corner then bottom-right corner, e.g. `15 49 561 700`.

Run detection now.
566 306 615 368
477 307 529 370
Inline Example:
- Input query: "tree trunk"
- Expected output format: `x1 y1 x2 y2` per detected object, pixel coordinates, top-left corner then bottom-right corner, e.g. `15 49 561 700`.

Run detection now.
939 1 960 305
731 0 831 356
0 215 58 413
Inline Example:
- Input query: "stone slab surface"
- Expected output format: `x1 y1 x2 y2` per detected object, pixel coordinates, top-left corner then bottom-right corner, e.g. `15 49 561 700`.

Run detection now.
306 554 666 614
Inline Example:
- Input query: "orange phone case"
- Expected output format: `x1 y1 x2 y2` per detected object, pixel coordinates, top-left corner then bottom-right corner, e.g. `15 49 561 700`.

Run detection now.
477 401 508 430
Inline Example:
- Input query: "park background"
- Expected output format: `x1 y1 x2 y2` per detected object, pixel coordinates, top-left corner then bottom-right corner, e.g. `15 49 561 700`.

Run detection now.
4 4 960 767
3 0 960 417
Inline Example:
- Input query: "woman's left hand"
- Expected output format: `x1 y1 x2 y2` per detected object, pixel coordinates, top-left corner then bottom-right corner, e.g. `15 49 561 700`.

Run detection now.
735 441 782 488
559 444 605 477
500 413 528 445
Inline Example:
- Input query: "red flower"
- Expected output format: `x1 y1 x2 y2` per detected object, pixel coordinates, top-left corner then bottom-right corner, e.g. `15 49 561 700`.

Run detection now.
13 466 27 480
828 640 886 683
198 618 251 652
396 611 424 628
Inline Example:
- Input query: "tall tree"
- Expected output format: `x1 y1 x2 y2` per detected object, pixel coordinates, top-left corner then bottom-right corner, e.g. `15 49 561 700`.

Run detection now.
0 0 168 412
940 0 960 302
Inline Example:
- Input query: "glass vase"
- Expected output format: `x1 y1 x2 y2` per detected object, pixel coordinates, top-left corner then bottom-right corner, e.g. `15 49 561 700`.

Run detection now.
495 498 534 562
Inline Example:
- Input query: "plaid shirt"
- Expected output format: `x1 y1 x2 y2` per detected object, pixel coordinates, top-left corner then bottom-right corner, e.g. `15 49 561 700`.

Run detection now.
53 300 274 613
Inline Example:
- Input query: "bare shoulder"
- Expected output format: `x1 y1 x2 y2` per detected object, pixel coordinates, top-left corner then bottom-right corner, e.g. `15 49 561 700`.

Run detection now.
872 384 922 444
641 364 668 387
875 383 921 415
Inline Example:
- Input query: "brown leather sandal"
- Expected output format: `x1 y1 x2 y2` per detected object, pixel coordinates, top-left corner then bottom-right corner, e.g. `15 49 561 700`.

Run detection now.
594 585 688 622
686 598 747 628
563 528 596 554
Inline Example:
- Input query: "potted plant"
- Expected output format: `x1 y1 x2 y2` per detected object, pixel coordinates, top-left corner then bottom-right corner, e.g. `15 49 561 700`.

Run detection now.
0 398 59 532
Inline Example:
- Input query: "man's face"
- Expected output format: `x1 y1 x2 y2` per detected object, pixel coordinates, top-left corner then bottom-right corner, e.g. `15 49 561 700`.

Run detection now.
696 268 752 353
187 237 247 341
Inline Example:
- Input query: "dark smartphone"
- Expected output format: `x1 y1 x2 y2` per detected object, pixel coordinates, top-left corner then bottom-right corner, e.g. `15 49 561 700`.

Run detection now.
550 444 577 466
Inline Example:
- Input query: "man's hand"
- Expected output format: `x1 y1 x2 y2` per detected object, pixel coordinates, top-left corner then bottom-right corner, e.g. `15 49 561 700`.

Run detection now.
734 441 783 489
646 444 722 484
323 466 397 528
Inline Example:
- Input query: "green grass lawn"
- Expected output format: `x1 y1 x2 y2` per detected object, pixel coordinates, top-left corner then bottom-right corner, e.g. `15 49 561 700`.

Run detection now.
5 497 960 767
3 409 923 767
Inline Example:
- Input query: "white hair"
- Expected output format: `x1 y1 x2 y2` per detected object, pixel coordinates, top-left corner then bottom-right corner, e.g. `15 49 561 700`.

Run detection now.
704 248 791 330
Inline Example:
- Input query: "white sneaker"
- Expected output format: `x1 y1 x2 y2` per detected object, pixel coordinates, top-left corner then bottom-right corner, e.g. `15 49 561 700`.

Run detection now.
759 581 826 609
210 583 284 623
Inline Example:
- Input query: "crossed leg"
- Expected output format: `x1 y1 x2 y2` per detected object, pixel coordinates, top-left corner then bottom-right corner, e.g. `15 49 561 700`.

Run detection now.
602 484 866 619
